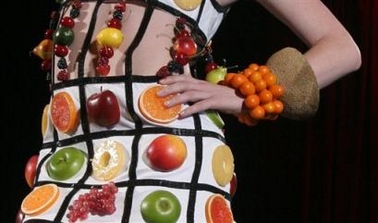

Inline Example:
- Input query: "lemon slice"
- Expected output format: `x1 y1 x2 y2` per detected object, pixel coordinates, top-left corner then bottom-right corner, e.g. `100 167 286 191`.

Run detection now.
212 145 234 187
173 0 202 11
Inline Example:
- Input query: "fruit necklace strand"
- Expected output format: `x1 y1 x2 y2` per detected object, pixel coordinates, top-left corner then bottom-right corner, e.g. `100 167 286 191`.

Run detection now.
32 0 127 82
156 17 216 79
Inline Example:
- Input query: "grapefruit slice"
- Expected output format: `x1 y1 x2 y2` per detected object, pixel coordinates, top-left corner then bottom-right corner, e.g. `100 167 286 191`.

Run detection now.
138 84 182 124
21 184 59 216
205 194 234 223
51 91 79 134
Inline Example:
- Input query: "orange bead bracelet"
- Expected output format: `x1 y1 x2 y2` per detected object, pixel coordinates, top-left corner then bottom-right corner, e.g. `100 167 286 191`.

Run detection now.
221 63 285 126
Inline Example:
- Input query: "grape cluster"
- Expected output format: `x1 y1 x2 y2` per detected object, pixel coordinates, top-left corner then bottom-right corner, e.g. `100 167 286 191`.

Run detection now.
66 182 119 223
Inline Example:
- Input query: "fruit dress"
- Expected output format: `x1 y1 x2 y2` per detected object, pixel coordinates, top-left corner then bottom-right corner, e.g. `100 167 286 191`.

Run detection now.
21 0 236 222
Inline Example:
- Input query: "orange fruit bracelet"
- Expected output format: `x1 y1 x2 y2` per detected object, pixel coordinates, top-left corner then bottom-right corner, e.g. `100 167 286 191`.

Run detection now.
221 63 285 126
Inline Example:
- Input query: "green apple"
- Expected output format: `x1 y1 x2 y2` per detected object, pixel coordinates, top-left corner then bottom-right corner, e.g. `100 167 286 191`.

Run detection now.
205 66 227 84
205 110 225 129
140 190 181 223
46 147 86 181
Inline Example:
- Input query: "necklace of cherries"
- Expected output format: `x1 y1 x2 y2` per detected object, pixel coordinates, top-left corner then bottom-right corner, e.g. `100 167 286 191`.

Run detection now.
156 17 218 79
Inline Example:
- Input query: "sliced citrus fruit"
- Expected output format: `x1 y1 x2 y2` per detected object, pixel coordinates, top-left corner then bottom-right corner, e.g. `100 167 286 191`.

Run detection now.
21 184 59 216
51 91 79 134
205 194 234 223
212 145 234 187
173 0 202 11
138 84 182 124
41 104 49 136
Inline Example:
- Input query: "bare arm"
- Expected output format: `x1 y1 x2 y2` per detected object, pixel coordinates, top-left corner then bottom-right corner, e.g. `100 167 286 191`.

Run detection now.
256 0 361 89
158 0 362 118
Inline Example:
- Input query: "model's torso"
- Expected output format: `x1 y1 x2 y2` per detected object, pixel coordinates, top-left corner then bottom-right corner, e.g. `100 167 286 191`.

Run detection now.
55 0 230 81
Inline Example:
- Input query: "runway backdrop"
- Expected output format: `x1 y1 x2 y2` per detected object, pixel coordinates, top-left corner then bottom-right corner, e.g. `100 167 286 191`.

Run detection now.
4 0 377 223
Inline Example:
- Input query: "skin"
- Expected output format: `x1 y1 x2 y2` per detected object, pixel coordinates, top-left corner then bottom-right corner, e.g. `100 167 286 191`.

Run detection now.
157 0 362 118
63 0 361 119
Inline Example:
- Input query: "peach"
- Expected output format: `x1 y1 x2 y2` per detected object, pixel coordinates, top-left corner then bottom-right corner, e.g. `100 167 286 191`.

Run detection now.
144 134 187 172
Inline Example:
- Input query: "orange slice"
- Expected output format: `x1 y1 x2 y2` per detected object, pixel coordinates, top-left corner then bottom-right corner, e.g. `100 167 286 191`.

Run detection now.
21 184 59 216
138 85 182 124
51 92 79 134
205 194 234 223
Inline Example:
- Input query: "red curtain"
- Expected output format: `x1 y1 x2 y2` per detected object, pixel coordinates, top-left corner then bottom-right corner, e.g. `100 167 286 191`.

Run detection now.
212 0 378 222
301 0 378 223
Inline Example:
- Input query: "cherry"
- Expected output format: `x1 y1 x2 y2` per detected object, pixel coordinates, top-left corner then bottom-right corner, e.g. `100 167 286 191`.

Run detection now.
40 59 52 71
54 44 69 57
176 30 190 38
115 2 127 12
44 29 54 39
97 57 109 65
107 18 122 29
173 52 189 65
173 36 197 56
96 64 111 76
57 69 70 81
60 16 75 28
205 62 218 74
98 46 114 58
156 66 170 79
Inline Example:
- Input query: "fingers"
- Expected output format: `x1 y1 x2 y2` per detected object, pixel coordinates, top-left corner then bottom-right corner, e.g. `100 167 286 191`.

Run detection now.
179 100 210 118
157 75 205 97
156 75 245 117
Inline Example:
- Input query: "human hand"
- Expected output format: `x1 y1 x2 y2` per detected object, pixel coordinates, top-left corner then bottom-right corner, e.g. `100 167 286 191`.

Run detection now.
157 75 244 118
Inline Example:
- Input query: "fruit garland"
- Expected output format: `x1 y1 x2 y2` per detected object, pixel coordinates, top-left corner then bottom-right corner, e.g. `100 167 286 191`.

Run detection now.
221 63 285 126
32 0 127 80
95 2 126 76
156 17 214 79
32 11 59 81
54 0 83 81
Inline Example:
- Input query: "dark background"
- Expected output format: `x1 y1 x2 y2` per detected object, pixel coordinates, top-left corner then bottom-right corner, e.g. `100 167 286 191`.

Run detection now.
3 0 377 223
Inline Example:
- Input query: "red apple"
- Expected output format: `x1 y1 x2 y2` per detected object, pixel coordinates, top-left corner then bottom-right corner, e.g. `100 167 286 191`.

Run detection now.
144 135 187 172
230 172 237 198
86 89 120 128
15 209 24 223
24 155 39 188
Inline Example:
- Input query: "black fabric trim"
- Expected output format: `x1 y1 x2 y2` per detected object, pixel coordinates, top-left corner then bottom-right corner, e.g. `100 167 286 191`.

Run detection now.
186 113 202 222
41 126 225 149
121 0 156 221
209 0 228 12
51 75 158 91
